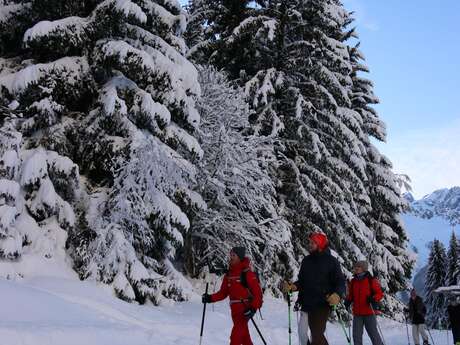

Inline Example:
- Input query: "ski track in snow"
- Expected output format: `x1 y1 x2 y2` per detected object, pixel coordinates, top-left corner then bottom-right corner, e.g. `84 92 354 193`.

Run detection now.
0 277 453 345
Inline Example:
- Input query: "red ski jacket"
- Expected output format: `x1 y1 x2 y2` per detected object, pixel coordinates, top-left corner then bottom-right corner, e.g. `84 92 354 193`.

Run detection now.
211 258 263 310
346 272 383 316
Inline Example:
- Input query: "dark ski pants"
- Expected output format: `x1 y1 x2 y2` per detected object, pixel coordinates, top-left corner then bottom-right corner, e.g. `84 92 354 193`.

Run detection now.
452 324 460 344
308 306 330 345
353 315 384 345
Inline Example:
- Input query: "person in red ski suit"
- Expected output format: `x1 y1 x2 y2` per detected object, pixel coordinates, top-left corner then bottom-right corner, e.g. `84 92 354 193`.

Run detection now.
202 247 263 345
344 260 384 345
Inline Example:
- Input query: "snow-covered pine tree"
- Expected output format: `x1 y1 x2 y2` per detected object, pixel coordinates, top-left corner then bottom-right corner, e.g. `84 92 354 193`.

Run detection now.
184 66 296 294
348 42 414 299
425 239 449 328
0 0 203 303
187 0 285 136
0 122 78 270
186 0 413 308
445 231 460 286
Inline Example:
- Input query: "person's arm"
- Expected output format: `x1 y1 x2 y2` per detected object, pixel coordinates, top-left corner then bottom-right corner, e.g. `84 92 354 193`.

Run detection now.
343 280 353 309
325 258 346 306
420 299 427 316
246 271 263 310
211 275 229 302
331 258 346 297
370 278 384 302
291 259 305 292
345 280 353 302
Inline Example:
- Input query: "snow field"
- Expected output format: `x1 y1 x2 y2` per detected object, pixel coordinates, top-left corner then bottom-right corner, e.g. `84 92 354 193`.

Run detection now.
0 277 451 345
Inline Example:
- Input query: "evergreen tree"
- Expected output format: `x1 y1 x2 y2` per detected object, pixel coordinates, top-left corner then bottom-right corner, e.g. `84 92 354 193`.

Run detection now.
425 239 449 328
0 0 202 303
186 0 413 306
349 42 414 295
445 231 460 286
186 66 296 294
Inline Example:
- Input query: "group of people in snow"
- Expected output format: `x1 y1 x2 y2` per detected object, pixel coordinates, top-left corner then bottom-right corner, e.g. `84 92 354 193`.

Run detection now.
201 232 460 345
407 288 460 345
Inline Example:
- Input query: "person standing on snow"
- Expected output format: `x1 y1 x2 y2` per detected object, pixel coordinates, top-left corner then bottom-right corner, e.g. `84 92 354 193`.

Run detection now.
344 260 384 345
284 232 346 345
407 288 430 345
447 297 460 345
202 247 263 345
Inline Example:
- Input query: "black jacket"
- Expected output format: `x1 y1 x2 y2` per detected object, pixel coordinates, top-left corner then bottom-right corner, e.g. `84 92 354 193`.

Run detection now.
294 248 346 312
448 304 460 327
408 296 426 324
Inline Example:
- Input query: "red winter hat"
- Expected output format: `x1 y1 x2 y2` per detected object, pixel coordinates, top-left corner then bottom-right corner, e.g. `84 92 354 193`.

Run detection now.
309 232 329 251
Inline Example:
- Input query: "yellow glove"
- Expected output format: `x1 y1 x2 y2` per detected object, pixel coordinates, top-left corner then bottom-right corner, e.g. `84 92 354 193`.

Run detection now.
282 281 297 293
326 293 340 306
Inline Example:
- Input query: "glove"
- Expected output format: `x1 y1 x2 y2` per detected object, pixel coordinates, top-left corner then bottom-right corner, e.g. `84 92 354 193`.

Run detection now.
344 300 351 310
326 293 340 306
367 295 374 304
371 301 381 311
282 281 297 293
202 293 212 304
244 308 256 320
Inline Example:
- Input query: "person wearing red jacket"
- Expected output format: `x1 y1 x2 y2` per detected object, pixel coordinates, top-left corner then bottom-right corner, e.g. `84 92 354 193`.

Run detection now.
344 260 384 345
202 247 263 345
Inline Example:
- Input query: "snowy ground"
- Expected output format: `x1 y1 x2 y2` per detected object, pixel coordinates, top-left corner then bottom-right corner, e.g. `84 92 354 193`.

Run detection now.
0 277 452 345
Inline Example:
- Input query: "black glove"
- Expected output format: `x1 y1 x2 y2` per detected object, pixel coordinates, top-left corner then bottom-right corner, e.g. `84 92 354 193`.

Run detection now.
371 301 380 310
202 293 212 304
244 308 256 320
344 300 351 310
366 295 374 304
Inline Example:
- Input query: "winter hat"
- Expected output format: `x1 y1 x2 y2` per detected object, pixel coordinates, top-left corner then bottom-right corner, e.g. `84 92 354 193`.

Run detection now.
309 232 329 252
353 260 369 271
231 247 246 260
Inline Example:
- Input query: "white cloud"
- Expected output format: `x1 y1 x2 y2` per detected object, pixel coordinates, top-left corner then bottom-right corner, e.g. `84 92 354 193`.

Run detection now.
376 119 460 199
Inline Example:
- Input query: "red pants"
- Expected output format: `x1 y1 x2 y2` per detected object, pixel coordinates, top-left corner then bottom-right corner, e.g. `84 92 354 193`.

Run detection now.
230 304 253 345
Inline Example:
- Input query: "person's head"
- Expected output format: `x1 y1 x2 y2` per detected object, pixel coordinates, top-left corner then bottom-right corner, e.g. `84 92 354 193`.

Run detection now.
410 288 417 299
230 246 246 266
308 232 328 253
353 260 368 275
450 296 460 306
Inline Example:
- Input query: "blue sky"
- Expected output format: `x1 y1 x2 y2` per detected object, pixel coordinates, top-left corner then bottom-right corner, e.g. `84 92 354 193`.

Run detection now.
341 0 460 198
180 0 460 198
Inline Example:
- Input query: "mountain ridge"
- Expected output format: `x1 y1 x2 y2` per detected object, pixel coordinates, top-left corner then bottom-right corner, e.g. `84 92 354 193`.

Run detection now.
405 186 460 226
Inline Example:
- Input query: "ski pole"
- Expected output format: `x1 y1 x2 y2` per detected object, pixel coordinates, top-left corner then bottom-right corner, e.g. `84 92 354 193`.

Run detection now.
427 327 436 345
241 299 267 345
199 283 209 345
370 303 387 345
250 315 267 345
404 314 411 345
288 291 292 345
333 305 352 345
211 280 216 312
340 301 353 341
